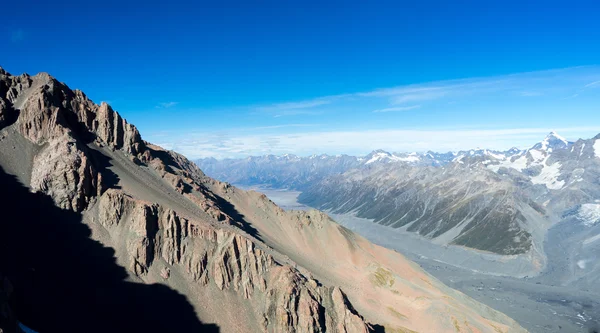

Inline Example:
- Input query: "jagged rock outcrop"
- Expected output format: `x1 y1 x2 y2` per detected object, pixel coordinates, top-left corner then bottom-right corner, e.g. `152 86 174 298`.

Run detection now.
0 69 147 211
30 134 99 211
95 186 370 332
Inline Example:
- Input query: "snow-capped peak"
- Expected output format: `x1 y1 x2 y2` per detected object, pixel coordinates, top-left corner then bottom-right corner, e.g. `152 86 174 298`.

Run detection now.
363 150 420 164
532 131 570 151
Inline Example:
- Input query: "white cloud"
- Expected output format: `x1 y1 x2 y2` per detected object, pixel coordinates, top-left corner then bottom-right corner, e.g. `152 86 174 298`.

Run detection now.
255 98 335 112
585 80 600 88
273 110 323 117
519 91 543 97
157 102 178 108
248 123 320 130
373 105 421 113
247 67 599 117
391 91 447 104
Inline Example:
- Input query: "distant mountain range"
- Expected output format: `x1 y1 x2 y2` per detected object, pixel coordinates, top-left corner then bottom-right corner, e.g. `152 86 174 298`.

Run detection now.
196 132 600 258
196 140 532 190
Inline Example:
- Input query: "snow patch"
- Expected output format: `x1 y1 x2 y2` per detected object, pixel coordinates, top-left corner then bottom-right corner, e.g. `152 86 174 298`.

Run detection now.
454 155 465 164
365 152 388 164
530 159 564 190
577 203 600 226
489 155 529 172
397 155 420 162
528 149 545 162
365 152 416 164
484 150 506 160
577 260 587 269
594 139 600 158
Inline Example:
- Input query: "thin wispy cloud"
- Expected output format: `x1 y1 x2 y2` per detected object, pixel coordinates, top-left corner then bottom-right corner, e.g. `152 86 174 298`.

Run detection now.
255 98 334 112
153 126 600 159
247 123 321 130
585 80 600 88
373 105 421 113
148 66 600 158
10 29 25 42
156 102 178 108
391 91 447 104
561 93 579 100
519 91 543 97
273 110 323 117
248 67 598 118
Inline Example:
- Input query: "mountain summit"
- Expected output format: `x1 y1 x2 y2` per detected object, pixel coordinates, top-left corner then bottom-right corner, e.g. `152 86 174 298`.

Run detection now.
532 131 571 151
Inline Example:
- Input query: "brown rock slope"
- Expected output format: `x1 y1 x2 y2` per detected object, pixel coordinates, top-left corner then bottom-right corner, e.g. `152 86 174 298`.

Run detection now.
0 67 526 333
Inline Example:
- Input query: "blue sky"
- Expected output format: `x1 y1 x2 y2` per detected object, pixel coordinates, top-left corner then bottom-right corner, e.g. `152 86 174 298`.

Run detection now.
2 1 600 158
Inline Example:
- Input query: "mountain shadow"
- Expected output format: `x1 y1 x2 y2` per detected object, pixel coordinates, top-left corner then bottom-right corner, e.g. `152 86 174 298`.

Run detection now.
211 191 263 243
0 166 219 333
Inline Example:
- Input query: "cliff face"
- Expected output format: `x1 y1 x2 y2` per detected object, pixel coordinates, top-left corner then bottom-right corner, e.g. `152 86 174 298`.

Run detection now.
0 67 525 333
93 188 367 332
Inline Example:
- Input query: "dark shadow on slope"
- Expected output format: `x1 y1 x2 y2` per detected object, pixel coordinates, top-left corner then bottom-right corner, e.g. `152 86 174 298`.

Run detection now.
144 146 178 173
210 192 263 243
86 144 121 190
368 324 386 333
0 166 219 333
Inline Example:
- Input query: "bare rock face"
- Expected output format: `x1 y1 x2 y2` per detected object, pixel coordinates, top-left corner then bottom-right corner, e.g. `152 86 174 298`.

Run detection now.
0 70 147 212
263 267 370 333
95 186 371 332
0 98 15 129
95 102 143 155
30 134 99 211
328 287 369 333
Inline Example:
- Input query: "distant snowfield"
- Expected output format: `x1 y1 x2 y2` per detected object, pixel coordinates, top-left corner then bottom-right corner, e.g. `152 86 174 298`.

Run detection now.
487 154 528 172
530 160 565 190
364 152 419 164
488 150 566 190
594 139 600 158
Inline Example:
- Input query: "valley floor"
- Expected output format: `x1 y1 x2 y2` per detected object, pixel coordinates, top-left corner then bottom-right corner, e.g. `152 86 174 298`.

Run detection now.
240 185 600 333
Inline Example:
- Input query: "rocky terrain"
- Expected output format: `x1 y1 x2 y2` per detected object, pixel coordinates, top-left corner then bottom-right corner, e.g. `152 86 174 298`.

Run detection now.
0 67 526 333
